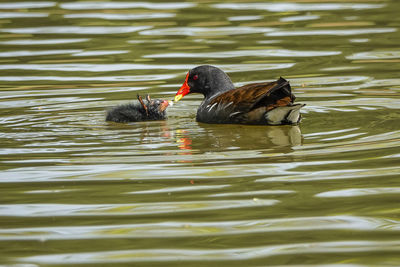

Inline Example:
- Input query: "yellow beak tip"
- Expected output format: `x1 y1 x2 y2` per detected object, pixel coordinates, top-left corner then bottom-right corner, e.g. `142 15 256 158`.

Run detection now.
174 94 183 102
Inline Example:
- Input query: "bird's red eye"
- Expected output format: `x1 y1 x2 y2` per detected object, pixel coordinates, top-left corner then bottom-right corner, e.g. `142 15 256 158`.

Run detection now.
193 74 198 80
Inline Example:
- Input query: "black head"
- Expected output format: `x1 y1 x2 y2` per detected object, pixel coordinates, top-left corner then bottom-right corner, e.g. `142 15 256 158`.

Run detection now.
138 95 169 118
175 65 235 101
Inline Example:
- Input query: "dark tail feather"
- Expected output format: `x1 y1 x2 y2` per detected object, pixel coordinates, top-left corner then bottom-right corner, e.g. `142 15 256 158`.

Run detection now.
260 77 295 107
268 77 295 101
250 77 297 112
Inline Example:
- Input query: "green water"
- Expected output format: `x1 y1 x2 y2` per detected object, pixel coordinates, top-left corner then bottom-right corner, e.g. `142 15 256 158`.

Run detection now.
0 0 400 266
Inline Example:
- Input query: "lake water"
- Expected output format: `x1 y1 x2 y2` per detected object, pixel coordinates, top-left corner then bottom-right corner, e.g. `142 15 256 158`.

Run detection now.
1 1 400 266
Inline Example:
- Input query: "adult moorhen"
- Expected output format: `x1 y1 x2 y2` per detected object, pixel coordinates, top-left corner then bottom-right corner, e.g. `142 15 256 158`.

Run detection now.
106 94 169 123
174 65 305 125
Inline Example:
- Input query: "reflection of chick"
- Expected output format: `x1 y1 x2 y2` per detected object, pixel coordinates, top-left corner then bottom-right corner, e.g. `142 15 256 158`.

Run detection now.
106 95 169 123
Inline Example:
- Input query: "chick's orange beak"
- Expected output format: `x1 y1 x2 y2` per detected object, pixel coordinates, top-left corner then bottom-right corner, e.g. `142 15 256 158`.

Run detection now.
174 73 190 102
158 100 169 112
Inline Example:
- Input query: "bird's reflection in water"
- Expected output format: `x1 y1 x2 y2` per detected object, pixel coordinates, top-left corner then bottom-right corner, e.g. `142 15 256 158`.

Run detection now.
175 123 303 154
175 129 192 152
106 120 302 155
105 120 171 143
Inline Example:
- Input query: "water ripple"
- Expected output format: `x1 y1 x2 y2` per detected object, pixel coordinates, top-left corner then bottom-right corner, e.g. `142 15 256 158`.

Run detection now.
0 50 82 57
267 28 396 36
257 166 400 183
213 3 385 12
228 15 263 22
307 97 400 110
0 63 294 72
316 187 400 198
0 38 90 45
20 241 400 263
291 76 370 85
0 215 397 241
140 26 275 36
72 50 129 57
64 12 175 20
128 185 230 195
144 49 340 58
347 50 400 60
280 15 320 22
0 63 187 72
0 199 279 217
1 26 152 34
0 2 55 9
209 190 294 197
0 12 48 18
0 74 176 82
60 2 195 10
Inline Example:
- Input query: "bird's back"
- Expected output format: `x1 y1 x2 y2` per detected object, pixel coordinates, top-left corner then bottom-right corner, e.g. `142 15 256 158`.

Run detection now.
106 103 145 123
196 78 304 125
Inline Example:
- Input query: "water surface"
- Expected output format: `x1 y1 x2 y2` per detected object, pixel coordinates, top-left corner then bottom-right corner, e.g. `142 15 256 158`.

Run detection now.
1 0 400 266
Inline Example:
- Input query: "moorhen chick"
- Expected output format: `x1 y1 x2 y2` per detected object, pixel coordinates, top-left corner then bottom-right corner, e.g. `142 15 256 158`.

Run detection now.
174 65 305 125
106 94 169 123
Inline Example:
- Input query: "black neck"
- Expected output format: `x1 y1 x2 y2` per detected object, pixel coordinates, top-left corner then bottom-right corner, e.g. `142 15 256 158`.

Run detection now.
202 68 235 99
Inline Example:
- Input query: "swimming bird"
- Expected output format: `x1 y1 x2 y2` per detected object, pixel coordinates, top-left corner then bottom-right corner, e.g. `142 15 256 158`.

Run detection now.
174 65 304 125
106 94 169 123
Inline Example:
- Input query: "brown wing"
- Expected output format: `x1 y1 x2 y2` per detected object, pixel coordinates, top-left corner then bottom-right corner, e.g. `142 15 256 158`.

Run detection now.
208 77 295 114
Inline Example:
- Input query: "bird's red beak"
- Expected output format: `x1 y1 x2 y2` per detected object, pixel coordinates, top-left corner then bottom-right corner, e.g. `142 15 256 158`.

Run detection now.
174 72 190 102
